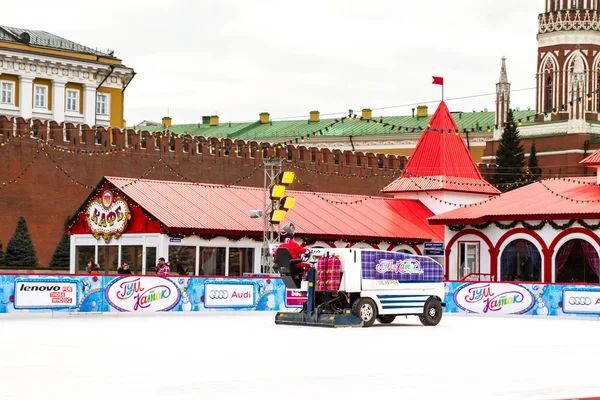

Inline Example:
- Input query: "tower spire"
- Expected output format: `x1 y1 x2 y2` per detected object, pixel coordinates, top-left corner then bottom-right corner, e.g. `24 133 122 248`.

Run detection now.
495 56 511 139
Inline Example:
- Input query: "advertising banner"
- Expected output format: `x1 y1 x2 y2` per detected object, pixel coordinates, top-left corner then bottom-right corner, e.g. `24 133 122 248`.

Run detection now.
562 287 600 315
443 281 600 317
13 278 79 309
285 289 308 307
1 273 600 319
0 274 298 314
105 276 181 312
203 282 255 308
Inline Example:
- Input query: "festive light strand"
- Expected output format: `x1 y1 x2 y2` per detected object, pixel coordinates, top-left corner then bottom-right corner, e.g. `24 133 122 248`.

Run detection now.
0 149 40 191
291 171 401 205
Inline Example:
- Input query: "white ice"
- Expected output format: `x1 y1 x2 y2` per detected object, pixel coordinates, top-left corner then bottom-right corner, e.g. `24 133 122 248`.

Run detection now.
0 312 599 400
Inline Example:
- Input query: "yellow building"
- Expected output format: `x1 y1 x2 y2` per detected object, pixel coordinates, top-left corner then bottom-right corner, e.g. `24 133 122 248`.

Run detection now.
0 26 135 128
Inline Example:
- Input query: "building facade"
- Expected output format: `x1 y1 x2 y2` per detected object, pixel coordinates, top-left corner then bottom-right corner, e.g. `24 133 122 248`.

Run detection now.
0 26 135 128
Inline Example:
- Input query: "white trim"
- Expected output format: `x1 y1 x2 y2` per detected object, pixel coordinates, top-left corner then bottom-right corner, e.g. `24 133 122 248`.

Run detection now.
96 92 110 116
481 149 587 161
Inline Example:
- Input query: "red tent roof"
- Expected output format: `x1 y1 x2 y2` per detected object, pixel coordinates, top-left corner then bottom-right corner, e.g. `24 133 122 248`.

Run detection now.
383 101 499 195
103 177 443 243
580 149 600 166
429 177 600 225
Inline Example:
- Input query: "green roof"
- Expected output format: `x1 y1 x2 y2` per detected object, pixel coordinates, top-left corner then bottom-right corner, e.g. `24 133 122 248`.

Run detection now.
0 25 116 58
132 109 539 142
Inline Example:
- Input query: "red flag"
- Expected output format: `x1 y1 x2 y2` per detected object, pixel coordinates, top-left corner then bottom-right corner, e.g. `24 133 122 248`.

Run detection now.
432 76 444 85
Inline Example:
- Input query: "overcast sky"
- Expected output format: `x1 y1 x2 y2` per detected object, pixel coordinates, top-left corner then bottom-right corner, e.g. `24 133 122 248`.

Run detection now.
5 0 542 125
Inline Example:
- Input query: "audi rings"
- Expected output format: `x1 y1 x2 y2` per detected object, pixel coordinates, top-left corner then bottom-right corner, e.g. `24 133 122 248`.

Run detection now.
568 296 592 306
209 290 229 299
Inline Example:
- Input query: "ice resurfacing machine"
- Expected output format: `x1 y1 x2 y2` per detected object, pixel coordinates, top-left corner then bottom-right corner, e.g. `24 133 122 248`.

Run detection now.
273 247 446 328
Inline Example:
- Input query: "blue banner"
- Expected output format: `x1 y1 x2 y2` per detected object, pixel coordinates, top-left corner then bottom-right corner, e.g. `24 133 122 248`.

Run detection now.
2 273 600 319
443 281 600 318
0 274 297 314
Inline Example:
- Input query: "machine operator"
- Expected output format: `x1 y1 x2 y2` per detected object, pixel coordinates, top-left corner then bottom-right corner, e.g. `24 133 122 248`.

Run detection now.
276 223 311 273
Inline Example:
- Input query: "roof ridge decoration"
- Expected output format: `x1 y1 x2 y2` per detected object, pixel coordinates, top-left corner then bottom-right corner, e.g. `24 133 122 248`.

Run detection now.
382 101 500 195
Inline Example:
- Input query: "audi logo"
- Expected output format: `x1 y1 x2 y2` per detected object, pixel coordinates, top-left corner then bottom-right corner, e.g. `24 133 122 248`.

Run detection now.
209 290 229 300
568 297 592 306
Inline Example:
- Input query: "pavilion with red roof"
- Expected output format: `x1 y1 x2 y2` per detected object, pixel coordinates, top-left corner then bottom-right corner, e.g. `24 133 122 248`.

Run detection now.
428 151 600 284
382 101 500 215
66 101 500 278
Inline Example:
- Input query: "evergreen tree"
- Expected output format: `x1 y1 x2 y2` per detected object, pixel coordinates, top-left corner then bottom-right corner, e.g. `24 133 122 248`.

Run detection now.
527 140 542 182
5 216 38 267
0 241 5 266
494 109 526 192
49 217 71 269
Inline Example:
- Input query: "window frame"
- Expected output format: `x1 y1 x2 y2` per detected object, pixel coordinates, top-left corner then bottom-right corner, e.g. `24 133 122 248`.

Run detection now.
66 89 80 113
96 92 110 116
33 84 48 109
1 80 15 105
458 241 480 279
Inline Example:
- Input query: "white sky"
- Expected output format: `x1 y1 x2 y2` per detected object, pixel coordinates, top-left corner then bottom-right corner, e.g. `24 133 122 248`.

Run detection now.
4 0 542 125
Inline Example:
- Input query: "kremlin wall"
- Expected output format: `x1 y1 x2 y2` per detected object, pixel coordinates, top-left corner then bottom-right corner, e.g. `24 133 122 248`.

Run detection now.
0 116 407 266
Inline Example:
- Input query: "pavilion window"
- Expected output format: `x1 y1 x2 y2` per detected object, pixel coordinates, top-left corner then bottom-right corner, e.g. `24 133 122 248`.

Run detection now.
458 242 479 279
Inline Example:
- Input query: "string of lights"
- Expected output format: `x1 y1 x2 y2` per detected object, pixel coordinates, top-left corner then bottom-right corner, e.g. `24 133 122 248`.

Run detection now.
158 158 263 188
0 149 40 191
290 172 401 205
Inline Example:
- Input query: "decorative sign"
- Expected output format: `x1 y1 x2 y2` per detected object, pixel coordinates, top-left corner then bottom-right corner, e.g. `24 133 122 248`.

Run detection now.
562 287 600 315
376 259 424 274
204 282 255 308
285 289 308 307
105 276 181 312
86 190 131 243
453 283 535 315
14 278 78 309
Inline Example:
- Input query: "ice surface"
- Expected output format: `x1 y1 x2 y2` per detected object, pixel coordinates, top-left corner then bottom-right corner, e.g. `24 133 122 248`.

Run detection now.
0 312 599 400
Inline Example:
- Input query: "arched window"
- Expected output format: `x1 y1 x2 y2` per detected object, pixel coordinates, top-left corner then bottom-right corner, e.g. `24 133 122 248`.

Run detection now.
555 239 600 283
501 239 542 282
547 77 553 111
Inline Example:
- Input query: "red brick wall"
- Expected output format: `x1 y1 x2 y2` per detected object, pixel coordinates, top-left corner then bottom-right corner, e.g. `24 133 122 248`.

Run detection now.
480 133 597 182
0 117 406 266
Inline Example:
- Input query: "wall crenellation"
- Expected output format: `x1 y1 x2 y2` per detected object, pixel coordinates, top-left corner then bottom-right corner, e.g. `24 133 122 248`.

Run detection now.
0 116 408 174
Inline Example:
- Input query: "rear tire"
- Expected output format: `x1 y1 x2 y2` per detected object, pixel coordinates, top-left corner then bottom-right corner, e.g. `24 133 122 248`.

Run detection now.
377 315 396 324
352 298 377 327
419 297 442 326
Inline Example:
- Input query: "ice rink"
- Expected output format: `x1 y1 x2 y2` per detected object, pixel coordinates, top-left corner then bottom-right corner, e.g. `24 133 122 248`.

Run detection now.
0 312 599 400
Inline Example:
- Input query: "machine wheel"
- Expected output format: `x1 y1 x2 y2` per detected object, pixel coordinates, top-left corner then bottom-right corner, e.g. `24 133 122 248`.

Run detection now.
352 298 377 327
377 315 396 324
419 297 443 326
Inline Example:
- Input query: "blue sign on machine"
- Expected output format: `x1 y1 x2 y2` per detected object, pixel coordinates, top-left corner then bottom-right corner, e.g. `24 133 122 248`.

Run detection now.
424 242 444 256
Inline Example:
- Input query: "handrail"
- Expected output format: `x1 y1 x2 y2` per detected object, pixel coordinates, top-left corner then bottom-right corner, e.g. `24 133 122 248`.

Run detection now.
460 273 496 281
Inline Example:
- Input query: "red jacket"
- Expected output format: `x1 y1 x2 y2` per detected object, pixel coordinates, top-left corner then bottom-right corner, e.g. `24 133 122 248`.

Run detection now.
277 238 307 259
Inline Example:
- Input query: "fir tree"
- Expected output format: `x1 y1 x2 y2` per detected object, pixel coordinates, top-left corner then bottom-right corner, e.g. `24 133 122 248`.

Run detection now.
49 217 71 269
0 241 5 266
5 216 38 267
494 109 526 192
527 140 542 182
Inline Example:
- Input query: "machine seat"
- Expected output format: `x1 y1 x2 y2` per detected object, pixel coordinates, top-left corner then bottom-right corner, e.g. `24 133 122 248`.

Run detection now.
274 247 304 289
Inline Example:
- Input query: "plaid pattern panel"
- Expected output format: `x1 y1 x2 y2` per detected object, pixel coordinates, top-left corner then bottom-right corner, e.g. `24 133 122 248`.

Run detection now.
361 250 444 282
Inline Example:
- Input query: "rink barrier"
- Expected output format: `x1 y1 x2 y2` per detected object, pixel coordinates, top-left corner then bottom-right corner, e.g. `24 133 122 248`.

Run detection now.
0 274 599 318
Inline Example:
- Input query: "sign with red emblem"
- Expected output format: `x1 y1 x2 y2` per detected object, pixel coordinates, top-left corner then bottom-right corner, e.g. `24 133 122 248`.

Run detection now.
86 190 131 243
